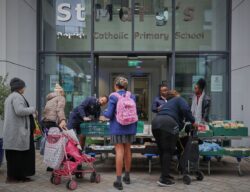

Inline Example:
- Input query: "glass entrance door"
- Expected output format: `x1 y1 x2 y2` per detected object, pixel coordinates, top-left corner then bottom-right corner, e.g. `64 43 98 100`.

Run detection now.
131 75 150 121
97 55 170 123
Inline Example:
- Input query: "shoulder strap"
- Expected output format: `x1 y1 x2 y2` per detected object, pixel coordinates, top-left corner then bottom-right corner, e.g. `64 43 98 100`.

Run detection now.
125 91 131 98
110 92 121 98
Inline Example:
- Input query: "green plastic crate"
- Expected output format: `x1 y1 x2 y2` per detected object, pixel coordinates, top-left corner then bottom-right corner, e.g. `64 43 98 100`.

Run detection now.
224 148 250 157
211 127 248 136
198 130 213 138
137 121 144 133
80 122 110 136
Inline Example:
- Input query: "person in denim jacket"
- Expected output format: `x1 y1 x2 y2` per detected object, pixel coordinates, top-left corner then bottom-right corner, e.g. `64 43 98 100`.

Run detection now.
103 76 137 190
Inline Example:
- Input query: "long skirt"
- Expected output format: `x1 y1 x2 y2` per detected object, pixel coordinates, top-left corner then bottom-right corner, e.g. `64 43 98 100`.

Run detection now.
5 132 35 179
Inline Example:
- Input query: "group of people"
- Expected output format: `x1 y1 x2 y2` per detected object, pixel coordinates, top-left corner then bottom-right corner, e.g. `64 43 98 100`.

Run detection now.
2 76 210 190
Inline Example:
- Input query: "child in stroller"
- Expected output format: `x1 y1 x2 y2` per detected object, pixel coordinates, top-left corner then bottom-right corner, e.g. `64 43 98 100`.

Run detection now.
176 123 204 185
44 127 100 190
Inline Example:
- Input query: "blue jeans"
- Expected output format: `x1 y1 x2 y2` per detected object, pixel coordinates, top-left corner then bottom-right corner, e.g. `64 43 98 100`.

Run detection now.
0 138 4 166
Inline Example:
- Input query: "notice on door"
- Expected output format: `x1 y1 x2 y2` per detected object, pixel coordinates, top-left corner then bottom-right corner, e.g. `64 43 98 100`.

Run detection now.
211 75 223 92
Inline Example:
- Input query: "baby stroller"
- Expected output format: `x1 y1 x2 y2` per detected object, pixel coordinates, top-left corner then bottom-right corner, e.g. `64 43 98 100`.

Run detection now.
176 123 204 185
44 127 100 190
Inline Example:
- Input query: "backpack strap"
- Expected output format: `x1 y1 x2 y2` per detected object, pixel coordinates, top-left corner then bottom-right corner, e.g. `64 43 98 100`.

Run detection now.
110 92 121 99
125 91 131 98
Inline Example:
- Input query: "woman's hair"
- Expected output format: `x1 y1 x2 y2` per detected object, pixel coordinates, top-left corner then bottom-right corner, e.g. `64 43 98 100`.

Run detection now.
114 76 128 89
166 90 180 100
196 78 206 91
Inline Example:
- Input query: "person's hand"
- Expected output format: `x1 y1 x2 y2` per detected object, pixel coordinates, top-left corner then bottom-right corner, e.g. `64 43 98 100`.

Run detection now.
192 123 199 129
59 120 67 130
99 116 109 122
157 105 163 112
83 117 91 121
33 110 38 118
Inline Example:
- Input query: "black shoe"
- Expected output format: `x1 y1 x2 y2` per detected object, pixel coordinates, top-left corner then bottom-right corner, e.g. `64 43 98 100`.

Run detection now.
166 175 175 180
157 179 175 187
122 176 131 184
113 181 123 190
46 167 53 172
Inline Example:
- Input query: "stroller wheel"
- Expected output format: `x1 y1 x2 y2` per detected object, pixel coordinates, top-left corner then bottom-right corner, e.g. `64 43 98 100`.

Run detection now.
66 180 78 190
183 175 192 185
90 172 96 183
95 174 101 183
196 171 204 181
52 176 61 185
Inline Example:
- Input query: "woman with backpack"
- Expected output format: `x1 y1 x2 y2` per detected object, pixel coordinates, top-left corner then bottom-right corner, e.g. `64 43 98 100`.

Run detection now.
103 76 138 191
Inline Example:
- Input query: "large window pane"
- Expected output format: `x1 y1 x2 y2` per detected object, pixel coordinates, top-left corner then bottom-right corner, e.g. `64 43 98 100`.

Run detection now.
94 0 132 51
175 55 228 120
40 55 92 117
134 0 172 51
175 0 227 51
41 0 91 51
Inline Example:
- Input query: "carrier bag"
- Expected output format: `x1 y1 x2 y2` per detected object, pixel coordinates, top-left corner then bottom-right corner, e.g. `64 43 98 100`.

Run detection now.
43 127 67 169
33 119 42 142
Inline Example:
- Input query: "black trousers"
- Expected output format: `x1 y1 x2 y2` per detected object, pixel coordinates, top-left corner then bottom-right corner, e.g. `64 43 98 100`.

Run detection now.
152 129 178 180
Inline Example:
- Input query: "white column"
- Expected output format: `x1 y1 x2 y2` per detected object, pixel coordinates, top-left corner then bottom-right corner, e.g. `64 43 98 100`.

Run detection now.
0 0 7 76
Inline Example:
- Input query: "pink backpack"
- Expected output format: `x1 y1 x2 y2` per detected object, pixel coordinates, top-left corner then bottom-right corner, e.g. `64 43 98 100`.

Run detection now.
111 91 138 125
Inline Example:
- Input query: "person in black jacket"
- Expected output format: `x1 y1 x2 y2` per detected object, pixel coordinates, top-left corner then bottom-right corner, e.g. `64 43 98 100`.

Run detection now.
151 84 168 113
191 78 210 123
152 90 197 187
67 96 108 149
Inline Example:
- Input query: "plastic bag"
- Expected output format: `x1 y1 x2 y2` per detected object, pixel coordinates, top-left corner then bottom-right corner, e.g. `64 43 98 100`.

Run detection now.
33 119 42 141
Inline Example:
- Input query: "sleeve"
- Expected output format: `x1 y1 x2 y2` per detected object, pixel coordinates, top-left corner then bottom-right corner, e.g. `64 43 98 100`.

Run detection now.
78 97 91 118
12 96 36 116
151 97 158 113
103 95 117 119
179 97 195 124
94 105 101 118
203 96 211 122
57 96 66 122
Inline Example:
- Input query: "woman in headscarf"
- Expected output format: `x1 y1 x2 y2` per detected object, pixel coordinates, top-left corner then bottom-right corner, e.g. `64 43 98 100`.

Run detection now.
3 78 36 183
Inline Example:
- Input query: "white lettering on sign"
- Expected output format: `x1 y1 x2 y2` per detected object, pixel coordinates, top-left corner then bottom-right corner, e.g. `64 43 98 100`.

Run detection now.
57 3 71 22
57 3 86 22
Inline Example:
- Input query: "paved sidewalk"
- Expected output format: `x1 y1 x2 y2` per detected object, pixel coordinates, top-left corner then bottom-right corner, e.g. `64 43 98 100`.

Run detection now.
0 151 250 192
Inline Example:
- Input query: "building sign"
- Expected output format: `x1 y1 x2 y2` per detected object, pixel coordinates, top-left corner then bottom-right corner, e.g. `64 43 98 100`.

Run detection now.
211 75 223 92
